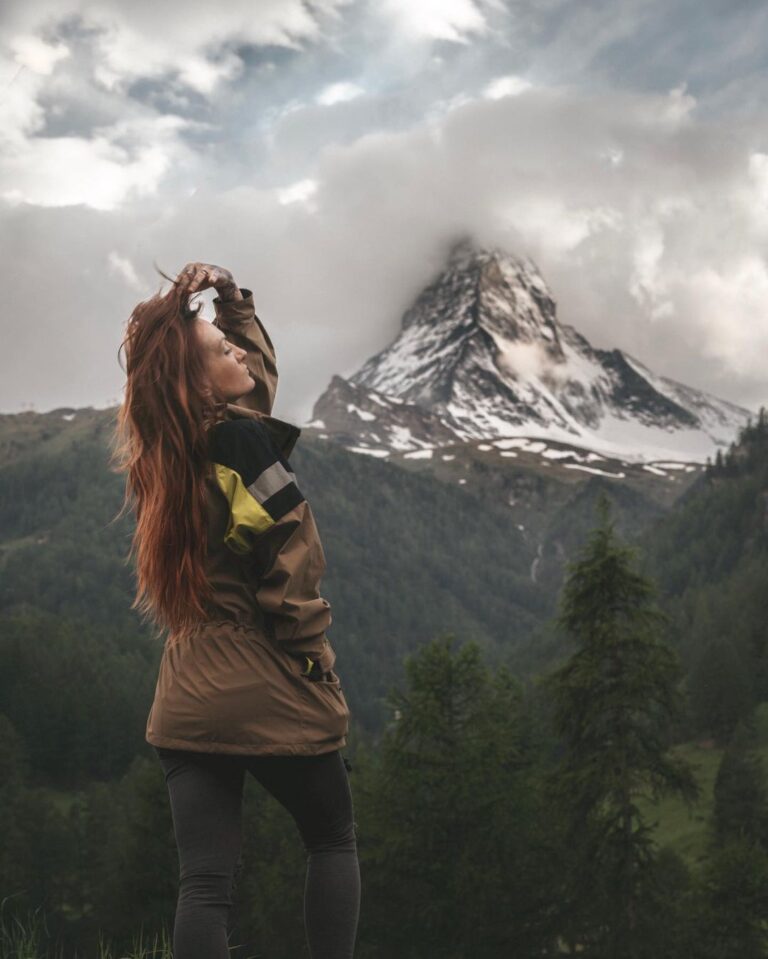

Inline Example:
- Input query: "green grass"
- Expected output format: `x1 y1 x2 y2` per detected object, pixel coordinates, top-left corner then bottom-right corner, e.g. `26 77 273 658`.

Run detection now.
641 704 768 867
0 899 173 959
639 741 722 865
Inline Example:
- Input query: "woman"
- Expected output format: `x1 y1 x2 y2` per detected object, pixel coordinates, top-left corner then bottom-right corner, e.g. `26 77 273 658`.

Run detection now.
111 261 360 959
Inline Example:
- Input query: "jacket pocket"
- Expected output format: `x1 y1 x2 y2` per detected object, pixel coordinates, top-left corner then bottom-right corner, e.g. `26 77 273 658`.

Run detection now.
304 667 342 686
285 647 342 687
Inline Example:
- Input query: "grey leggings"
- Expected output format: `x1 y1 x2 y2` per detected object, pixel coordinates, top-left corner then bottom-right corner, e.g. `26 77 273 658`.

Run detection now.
154 746 360 959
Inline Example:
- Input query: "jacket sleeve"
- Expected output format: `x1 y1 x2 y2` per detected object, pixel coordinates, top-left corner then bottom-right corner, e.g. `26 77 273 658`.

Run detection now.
212 288 278 416
208 419 336 673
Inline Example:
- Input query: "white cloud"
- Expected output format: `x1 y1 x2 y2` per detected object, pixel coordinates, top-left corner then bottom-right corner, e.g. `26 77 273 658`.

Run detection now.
10 34 69 74
661 83 697 125
482 75 532 99
4 0 354 95
108 251 142 289
379 0 490 43
0 56 46 148
599 146 624 167
316 81 365 106
496 197 623 256
629 220 668 317
0 115 194 210
674 256 768 375
0 3 357 213
495 339 554 380
2 137 168 209
276 178 318 207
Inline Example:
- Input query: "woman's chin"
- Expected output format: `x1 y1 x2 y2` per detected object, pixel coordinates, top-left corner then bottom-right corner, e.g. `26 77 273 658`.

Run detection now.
230 377 256 400
222 377 256 404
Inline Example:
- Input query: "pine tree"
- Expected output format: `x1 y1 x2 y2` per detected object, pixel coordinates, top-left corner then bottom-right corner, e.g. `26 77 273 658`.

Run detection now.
356 635 559 958
688 639 753 743
543 494 700 959
694 838 768 959
712 720 768 850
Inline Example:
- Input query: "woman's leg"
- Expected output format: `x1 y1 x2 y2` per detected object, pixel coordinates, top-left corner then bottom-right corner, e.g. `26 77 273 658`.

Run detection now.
245 750 360 959
155 747 246 959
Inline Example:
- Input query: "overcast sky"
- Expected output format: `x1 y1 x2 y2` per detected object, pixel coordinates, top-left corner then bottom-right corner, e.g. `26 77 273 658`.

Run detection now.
3 0 768 424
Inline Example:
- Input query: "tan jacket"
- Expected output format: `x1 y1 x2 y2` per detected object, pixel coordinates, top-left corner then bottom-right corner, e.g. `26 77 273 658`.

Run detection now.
144 290 349 755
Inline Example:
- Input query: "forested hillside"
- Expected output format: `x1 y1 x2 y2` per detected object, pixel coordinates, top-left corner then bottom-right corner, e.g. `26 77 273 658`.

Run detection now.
0 405 550 783
640 410 768 742
3 406 768 957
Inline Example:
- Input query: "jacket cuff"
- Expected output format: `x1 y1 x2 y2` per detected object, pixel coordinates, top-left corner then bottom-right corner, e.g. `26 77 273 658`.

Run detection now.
213 288 254 325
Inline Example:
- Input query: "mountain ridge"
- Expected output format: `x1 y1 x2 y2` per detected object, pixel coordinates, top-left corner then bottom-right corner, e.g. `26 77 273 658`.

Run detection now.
308 237 751 464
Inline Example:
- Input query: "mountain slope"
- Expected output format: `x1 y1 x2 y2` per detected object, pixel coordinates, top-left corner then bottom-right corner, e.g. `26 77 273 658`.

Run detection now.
309 237 750 463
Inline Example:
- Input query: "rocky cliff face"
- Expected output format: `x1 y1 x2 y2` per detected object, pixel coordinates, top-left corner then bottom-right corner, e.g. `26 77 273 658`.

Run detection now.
308 237 751 463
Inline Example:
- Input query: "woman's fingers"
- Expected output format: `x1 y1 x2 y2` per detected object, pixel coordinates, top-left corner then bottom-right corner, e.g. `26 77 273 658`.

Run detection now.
177 261 198 281
175 262 234 294
188 267 208 293
177 263 210 293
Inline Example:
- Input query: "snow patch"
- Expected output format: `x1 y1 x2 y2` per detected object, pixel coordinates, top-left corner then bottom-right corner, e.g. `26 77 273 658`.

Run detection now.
494 438 531 450
346 403 376 422
541 448 575 460
563 464 626 478
388 425 418 452
345 446 390 458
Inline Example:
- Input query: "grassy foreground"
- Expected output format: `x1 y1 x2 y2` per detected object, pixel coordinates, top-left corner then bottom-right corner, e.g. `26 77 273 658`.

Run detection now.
5 709 768 957
0 902 173 959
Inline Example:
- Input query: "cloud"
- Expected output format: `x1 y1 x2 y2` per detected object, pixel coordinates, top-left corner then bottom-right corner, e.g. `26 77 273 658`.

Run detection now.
495 339 554 381
0 0 361 214
671 256 768 376
482 75 532 99
4 1 354 92
377 0 491 43
0 115 196 209
316 81 365 105
276 178 318 207
108 251 142 289
3 0 768 422
10 34 69 74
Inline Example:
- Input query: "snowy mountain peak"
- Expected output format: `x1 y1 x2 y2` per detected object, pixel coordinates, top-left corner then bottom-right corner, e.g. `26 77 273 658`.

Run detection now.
311 239 752 463
401 236 564 359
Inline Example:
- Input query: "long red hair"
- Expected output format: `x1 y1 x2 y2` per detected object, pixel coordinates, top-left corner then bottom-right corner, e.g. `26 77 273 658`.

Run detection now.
109 279 223 643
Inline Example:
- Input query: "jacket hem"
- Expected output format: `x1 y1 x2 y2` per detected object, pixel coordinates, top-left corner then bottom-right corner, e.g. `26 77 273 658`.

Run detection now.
146 731 347 757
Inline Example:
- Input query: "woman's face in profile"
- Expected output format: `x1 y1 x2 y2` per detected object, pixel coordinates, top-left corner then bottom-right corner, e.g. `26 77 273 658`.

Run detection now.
195 318 256 403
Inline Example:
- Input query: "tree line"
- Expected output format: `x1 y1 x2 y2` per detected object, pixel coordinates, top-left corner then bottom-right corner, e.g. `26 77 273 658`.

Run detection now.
3 495 768 957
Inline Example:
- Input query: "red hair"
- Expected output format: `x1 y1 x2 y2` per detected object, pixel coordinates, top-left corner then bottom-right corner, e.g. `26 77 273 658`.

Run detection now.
109 280 223 643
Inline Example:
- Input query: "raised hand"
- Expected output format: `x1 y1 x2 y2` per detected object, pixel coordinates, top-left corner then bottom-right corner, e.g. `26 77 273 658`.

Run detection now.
176 262 243 302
